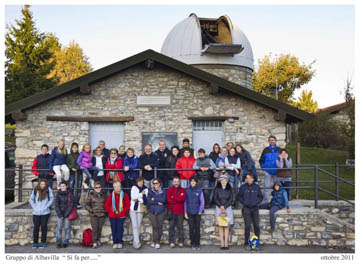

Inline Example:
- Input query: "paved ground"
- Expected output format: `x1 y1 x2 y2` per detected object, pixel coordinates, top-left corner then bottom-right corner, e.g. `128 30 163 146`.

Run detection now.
5 244 354 254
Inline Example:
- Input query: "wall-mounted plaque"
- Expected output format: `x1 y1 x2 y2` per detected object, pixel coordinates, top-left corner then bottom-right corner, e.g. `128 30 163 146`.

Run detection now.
137 96 171 106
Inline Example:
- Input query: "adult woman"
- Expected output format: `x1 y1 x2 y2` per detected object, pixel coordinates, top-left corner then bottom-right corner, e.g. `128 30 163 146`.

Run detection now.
105 149 124 193
123 148 139 189
147 178 167 249
130 177 148 249
235 144 258 182
214 175 234 250
104 181 130 249
225 147 241 188
29 180 54 248
209 143 221 164
49 139 69 189
85 181 108 248
165 146 181 187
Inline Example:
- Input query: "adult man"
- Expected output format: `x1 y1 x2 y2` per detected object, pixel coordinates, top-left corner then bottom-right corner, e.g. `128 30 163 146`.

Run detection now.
138 144 160 188
95 140 110 159
155 140 171 188
259 135 281 203
179 138 195 158
166 176 186 248
238 173 263 249
193 149 216 208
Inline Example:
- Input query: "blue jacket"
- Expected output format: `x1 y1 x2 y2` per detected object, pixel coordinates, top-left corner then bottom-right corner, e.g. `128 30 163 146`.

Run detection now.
259 145 281 175
123 155 139 180
49 147 68 170
238 182 263 208
29 187 54 215
147 188 167 214
270 181 289 208
185 185 204 215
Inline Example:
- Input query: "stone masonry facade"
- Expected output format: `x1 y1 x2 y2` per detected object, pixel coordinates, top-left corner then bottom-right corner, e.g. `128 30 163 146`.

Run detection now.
15 63 285 201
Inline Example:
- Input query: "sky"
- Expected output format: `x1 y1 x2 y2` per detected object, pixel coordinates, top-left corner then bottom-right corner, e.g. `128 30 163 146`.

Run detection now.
4 5 355 108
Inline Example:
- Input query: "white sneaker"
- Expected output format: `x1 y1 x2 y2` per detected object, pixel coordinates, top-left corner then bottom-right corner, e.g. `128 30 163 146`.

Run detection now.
155 243 160 249
150 243 155 248
117 244 123 249
113 244 117 249
93 243 97 249
83 182 89 189
90 179 95 188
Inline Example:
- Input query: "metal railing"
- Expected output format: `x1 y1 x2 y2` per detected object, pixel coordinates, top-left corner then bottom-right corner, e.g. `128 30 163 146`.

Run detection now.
5 164 355 208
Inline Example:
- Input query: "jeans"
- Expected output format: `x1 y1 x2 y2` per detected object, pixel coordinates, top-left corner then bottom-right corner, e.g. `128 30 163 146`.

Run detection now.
188 214 201 247
109 218 125 244
263 172 276 203
209 180 215 205
129 210 144 247
68 170 82 206
56 217 71 245
53 165 70 188
180 179 189 189
259 203 282 229
169 214 185 244
198 178 210 206
33 214 50 244
148 211 166 244
242 206 260 245
83 167 98 185
90 216 106 243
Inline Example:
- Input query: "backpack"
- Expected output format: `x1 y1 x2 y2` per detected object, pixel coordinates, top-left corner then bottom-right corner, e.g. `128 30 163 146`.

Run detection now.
80 228 93 247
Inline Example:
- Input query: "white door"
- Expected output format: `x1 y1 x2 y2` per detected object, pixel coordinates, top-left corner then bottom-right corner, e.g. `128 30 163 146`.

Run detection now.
89 123 125 150
192 120 224 155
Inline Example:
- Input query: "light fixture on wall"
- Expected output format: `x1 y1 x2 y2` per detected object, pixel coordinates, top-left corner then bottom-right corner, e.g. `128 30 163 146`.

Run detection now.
228 117 235 123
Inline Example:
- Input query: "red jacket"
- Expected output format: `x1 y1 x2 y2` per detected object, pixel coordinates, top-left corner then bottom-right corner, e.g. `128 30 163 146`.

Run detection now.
105 157 124 183
175 156 196 180
166 186 186 215
104 191 130 218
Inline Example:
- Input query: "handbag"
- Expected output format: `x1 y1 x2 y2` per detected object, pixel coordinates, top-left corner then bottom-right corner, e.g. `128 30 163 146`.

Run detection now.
217 214 229 227
139 203 148 214
67 192 78 221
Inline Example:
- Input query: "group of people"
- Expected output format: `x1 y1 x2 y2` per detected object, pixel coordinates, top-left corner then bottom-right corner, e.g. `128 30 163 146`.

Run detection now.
29 135 293 250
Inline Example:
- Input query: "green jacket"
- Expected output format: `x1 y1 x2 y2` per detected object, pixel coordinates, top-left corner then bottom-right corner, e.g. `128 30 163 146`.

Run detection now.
67 151 80 170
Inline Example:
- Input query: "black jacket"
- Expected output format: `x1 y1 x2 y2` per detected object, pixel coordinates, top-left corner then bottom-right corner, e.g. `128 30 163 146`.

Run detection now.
165 154 180 179
92 156 107 169
55 190 75 218
213 182 233 209
238 182 263 208
155 148 171 178
209 151 219 164
237 150 255 171
138 152 160 181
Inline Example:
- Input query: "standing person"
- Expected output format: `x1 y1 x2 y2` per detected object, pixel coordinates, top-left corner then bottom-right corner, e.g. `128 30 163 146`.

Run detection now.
184 176 205 250
208 143 220 205
138 144 159 188
155 140 171 188
29 180 54 249
214 175 234 250
147 178 167 249
105 149 124 193
95 140 110 159
118 145 126 159
238 172 263 249
225 147 241 188
165 146 181 187
92 147 107 192
55 181 75 248
179 138 195 157
77 143 94 189
85 181 108 248
209 143 221 164
259 181 290 233
49 139 70 189
104 181 130 249
32 144 54 189
175 148 196 189
129 177 148 249
193 148 216 208
259 135 281 203
67 142 82 209
236 144 258 182
166 176 186 248
123 148 139 189
276 148 293 200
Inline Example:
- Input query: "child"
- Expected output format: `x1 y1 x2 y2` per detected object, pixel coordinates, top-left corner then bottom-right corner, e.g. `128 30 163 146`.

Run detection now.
32 144 54 189
92 147 107 191
276 148 293 200
67 143 82 208
77 143 93 189
175 148 196 189
123 148 139 189
260 181 290 233
49 139 69 189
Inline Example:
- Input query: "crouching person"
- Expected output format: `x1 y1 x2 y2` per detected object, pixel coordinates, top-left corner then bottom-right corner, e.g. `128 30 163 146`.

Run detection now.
55 181 75 248
85 181 108 248
29 180 54 248
260 180 290 233
104 181 130 249
238 173 263 250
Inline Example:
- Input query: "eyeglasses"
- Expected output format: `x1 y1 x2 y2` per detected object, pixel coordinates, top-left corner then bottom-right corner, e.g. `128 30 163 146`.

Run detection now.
153 182 160 185
111 152 117 154
95 187 101 189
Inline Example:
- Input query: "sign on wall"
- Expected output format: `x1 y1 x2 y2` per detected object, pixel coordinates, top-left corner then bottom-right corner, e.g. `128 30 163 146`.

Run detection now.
137 96 171 106
141 132 178 151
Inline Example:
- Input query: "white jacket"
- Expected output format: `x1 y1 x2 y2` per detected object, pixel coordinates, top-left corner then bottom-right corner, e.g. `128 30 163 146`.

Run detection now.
130 185 149 212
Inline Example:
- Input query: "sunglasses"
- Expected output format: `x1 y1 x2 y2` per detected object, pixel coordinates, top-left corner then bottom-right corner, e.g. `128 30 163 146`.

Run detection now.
153 182 160 185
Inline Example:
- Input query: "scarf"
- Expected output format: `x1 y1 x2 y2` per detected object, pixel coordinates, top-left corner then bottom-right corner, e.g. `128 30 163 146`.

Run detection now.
134 184 148 211
109 157 117 178
112 190 124 214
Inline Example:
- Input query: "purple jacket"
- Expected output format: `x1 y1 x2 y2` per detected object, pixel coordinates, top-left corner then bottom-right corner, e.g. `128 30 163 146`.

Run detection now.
77 151 92 169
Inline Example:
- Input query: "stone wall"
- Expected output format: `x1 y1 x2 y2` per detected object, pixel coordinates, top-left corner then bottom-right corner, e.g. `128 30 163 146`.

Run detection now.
5 202 354 250
192 64 252 89
14 63 285 201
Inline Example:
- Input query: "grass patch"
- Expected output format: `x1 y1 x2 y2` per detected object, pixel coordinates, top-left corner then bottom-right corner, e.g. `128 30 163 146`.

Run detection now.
286 144 354 201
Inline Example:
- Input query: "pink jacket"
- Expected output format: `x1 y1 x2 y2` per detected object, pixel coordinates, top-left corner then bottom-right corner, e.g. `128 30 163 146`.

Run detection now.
77 151 92 169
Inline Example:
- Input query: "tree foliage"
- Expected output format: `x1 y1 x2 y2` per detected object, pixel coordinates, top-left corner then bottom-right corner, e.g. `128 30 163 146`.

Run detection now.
292 89 318 113
342 79 355 159
5 5 60 104
252 53 315 103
